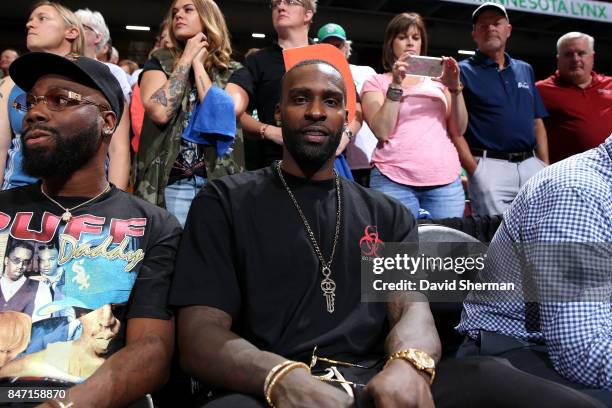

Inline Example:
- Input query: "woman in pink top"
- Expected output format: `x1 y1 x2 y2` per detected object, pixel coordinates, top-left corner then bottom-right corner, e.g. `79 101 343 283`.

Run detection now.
361 12 468 219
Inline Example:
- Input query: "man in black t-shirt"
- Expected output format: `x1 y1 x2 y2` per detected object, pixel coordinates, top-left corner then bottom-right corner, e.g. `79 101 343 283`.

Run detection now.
171 59 602 408
171 60 440 407
0 53 181 408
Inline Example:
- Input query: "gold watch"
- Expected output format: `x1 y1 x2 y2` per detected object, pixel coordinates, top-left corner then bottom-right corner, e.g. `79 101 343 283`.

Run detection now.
385 348 436 385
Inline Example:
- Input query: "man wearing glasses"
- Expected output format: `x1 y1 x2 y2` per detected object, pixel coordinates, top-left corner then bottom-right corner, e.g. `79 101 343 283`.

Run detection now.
1 240 52 323
0 52 181 407
226 0 317 170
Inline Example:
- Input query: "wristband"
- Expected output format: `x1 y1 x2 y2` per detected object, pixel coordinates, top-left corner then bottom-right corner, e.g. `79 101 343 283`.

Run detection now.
386 85 403 102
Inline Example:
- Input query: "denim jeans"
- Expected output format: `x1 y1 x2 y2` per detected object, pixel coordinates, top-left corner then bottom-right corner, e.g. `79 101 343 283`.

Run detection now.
370 167 465 219
164 175 207 227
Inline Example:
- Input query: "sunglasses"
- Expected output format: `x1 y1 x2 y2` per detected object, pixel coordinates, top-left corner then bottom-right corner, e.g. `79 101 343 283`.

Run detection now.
309 346 381 388
13 89 110 113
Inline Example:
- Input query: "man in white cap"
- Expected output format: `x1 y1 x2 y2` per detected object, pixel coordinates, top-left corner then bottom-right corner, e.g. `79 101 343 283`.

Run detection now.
452 2 549 216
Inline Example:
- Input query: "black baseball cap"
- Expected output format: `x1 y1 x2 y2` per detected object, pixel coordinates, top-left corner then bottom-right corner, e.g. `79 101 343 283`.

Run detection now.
472 2 509 23
9 52 124 118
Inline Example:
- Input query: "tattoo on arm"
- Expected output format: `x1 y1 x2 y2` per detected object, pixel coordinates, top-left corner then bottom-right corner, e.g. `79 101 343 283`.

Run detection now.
151 88 168 107
166 64 191 116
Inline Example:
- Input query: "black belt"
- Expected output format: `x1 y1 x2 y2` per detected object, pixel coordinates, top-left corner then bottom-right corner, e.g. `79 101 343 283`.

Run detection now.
470 148 534 163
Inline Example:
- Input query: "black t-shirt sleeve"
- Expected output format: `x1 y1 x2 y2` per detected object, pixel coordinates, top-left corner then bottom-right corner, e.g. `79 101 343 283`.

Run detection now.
126 210 182 320
138 57 165 84
169 183 241 318
228 55 257 105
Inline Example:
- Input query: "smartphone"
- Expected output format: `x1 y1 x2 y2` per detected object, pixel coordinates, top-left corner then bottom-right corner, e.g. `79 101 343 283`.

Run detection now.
405 55 443 78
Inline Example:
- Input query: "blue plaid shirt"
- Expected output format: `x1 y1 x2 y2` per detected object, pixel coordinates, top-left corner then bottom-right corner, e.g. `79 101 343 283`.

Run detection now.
457 136 612 390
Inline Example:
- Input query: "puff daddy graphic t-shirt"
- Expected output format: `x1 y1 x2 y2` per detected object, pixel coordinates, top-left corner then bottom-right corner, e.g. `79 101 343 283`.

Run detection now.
0 183 181 385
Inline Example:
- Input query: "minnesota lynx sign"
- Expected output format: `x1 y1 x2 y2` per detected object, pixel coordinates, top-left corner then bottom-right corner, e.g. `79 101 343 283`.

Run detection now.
444 0 610 23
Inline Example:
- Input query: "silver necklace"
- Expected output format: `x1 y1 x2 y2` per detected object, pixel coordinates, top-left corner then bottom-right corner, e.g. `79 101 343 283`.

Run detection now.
40 183 111 222
275 161 341 314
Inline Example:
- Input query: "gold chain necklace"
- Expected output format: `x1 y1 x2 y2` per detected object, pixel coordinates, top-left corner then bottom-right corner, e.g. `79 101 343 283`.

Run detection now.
275 161 341 314
40 183 111 222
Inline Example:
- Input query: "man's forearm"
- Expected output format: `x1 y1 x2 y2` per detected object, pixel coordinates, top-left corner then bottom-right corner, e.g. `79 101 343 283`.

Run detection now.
385 293 441 363
180 319 284 396
54 327 173 408
178 307 352 407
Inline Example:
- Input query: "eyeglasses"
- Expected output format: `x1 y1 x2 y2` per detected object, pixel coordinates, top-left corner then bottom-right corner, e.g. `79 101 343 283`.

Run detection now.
13 90 110 113
270 0 304 10
82 24 100 36
8 255 31 266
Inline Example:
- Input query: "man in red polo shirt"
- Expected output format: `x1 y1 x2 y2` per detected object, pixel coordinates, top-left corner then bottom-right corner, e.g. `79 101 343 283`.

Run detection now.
537 32 612 163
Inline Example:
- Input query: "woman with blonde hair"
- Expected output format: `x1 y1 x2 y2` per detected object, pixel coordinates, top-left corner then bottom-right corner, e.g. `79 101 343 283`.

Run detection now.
137 0 243 226
0 1 84 190
361 12 468 219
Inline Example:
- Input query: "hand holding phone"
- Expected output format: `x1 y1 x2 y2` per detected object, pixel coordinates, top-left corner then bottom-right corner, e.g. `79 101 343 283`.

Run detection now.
404 55 443 78
433 56 462 90
391 53 411 85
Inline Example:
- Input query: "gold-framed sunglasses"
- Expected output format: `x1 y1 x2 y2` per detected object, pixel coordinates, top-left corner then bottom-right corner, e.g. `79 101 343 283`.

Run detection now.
13 89 110 113
309 346 381 388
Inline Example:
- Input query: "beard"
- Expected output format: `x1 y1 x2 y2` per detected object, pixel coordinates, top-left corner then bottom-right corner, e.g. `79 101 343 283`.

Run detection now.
22 121 101 179
282 124 343 173
479 37 504 53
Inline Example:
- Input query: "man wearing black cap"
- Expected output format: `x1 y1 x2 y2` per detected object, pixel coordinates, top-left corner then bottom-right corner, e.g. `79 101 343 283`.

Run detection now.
452 2 549 216
0 53 181 407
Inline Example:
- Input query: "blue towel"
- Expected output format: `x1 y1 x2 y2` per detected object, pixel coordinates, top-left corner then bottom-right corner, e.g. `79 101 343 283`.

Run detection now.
334 154 354 181
182 85 236 156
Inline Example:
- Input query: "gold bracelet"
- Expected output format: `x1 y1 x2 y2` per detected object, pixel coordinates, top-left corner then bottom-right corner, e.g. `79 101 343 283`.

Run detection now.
263 360 294 398
265 362 310 407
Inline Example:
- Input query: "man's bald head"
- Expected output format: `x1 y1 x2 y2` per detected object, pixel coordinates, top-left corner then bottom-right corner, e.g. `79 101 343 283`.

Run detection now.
276 60 348 173
281 59 346 103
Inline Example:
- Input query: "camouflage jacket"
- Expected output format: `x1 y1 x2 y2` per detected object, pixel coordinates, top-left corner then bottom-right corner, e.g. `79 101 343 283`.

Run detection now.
135 48 244 207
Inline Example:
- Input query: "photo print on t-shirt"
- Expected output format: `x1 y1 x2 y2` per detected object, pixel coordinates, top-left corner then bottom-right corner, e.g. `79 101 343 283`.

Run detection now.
0 213 147 383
